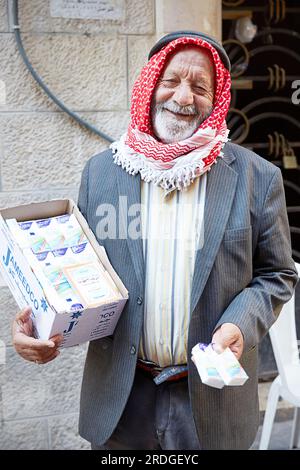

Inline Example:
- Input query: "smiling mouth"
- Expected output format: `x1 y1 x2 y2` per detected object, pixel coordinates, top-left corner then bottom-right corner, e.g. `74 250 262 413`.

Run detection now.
164 109 196 119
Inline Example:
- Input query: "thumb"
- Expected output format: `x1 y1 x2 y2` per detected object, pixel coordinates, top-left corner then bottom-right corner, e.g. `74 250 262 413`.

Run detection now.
15 306 32 324
211 342 225 354
211 329 231 354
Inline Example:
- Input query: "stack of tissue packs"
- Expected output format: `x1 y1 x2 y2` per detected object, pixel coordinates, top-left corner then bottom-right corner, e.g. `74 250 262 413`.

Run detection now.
192 342 248 388
6 214 122 314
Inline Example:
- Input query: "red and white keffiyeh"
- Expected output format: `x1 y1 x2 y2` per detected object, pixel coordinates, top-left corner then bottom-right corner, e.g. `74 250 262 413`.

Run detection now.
111 36 231 194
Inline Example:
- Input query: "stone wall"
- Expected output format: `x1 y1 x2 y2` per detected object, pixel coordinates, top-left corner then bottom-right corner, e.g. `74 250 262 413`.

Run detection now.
0 0 222 449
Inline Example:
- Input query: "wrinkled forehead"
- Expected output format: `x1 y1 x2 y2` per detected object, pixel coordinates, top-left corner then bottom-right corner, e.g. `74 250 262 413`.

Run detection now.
159 45 215 79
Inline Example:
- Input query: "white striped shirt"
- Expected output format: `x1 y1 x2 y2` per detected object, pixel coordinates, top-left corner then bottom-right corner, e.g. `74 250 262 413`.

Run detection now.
139 175 207 367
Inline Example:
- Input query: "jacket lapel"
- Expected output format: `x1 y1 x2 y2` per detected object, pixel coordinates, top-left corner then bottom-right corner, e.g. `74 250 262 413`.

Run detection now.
116 167 145 292
190 155 238 314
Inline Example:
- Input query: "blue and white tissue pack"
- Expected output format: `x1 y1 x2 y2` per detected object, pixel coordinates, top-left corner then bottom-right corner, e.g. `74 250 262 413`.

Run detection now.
192 342 249 388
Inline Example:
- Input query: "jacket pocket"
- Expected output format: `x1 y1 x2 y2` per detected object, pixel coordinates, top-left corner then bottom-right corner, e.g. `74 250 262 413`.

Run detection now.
223 226 252 242
216 226 253 291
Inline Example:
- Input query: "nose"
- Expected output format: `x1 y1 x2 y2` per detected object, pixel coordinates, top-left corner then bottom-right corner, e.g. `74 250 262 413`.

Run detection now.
173 83 194 107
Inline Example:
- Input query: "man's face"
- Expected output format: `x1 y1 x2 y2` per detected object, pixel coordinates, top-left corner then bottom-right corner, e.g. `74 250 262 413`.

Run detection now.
151 46 215 144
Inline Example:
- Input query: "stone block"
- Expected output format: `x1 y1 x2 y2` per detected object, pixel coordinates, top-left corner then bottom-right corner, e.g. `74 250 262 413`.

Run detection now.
0 110 129 191
0 188 79 211
155 0 222 41
0 0 8 32
0 363 5 385
2 344 87 420
0 33 127 111
18 0 154 35
128 35 155 100
0 287 19 348
119 0 154 35
0 34 55 112
0 417 49 449
48 412 90 449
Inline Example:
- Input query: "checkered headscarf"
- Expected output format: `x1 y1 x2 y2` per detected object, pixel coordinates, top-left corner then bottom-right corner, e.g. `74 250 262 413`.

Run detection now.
111 37 231 194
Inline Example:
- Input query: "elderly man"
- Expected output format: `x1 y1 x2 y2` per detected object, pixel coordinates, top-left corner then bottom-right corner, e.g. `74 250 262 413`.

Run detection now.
13 31 298 450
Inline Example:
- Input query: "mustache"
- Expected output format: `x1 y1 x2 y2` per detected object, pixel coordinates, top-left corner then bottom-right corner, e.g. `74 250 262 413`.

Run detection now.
153 100 213 121
160 101 198 116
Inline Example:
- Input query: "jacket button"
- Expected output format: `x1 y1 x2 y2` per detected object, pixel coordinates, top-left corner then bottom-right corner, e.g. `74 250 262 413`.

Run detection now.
137 296 143 305
130 346 136 355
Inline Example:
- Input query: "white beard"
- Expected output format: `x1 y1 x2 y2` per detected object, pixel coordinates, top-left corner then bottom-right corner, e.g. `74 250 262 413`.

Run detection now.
151 100 212 144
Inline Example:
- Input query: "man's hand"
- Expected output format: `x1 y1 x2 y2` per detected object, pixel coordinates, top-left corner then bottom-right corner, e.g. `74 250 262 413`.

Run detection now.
211 322 244 360
12 306 63 364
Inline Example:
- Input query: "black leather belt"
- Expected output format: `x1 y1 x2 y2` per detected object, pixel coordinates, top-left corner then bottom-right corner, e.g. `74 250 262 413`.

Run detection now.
137 359 188 384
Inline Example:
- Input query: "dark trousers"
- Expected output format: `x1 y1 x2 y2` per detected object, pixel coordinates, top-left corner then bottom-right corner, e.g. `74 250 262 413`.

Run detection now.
91 367 201 450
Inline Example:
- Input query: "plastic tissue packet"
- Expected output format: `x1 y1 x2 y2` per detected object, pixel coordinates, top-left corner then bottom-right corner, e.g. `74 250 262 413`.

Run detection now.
63 261 122 308
206 344 249 386
56 214 87 246
192 342 248 388
9 214 119 314
6 218 51 252
191 343 225 389
22 249 85 313
6 214 87 252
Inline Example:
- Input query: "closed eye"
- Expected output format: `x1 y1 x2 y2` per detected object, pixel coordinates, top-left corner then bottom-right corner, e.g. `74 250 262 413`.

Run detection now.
161 79 178 86
194 85 209 92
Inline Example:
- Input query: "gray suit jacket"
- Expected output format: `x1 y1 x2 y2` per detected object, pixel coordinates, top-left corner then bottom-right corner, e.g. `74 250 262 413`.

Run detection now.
77 142 298 449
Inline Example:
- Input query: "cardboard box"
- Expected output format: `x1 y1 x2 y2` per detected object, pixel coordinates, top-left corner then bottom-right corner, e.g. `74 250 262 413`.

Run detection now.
0 199 128 348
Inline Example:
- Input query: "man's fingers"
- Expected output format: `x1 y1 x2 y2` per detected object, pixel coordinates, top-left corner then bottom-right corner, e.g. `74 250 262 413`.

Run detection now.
32 350 60 364
14 332 55 350
39 351 60 364
12 310 63 363
21 349 60 364
211 342 225 354
212 338 240 355
211 330 227 353
212 323 244 356
19 349 41 361
229 345 242 360
50 334 64 348
15 306 32 324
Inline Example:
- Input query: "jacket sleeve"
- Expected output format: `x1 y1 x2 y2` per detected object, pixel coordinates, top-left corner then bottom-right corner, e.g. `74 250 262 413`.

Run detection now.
214 168 299 352
77 159 91 221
